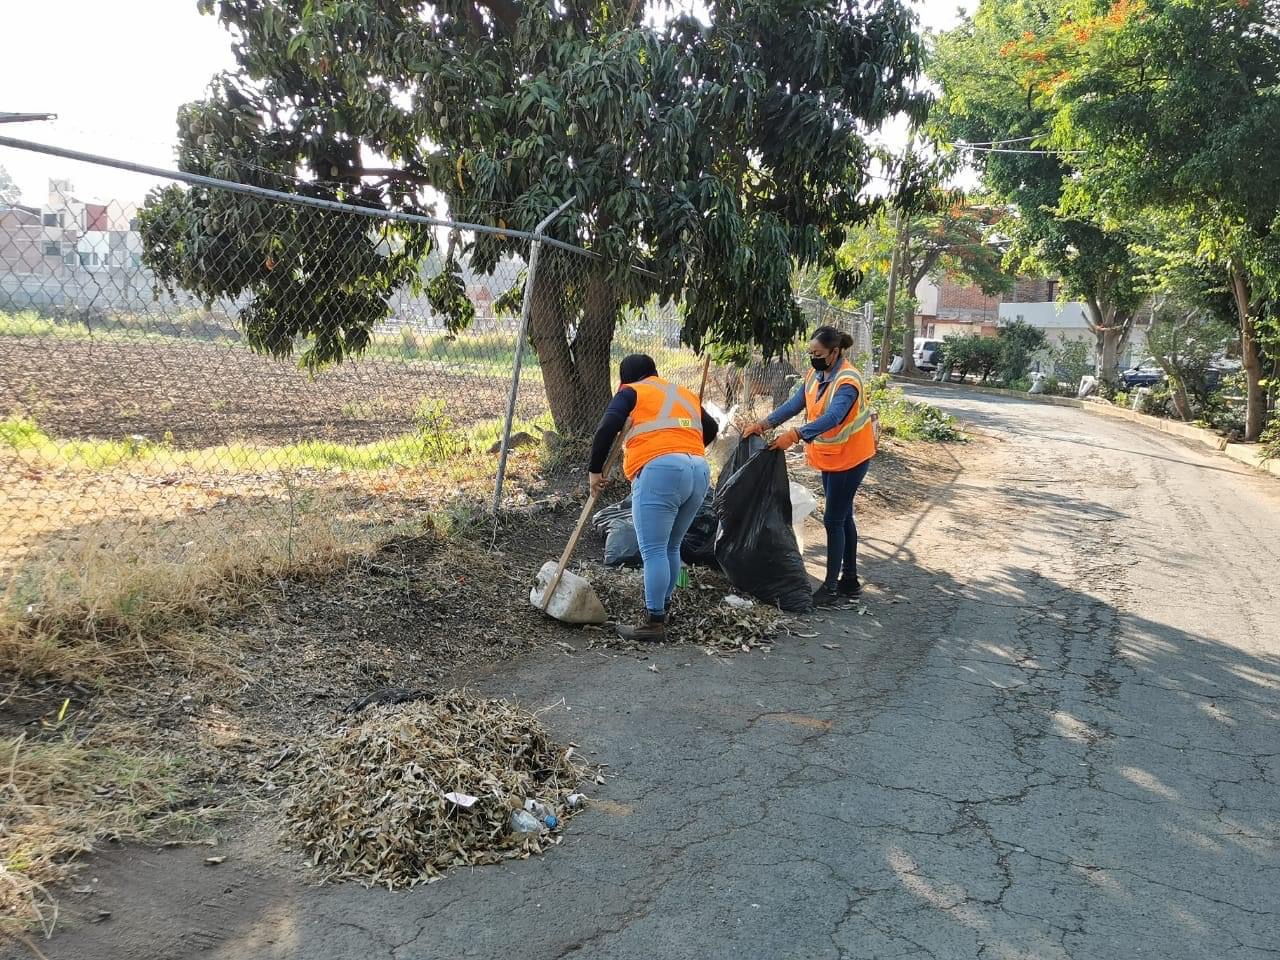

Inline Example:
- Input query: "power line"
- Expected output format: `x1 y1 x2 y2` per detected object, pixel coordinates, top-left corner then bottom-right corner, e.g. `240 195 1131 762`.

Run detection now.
956 144 1089 156
954 136 1038 147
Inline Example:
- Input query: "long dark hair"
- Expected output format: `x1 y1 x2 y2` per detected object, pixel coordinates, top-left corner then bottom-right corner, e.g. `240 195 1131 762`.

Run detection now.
812 326 855 352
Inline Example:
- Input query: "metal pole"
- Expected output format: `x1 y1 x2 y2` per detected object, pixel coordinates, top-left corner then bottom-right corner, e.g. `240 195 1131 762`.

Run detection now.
0 135 601 261
492 196 575 515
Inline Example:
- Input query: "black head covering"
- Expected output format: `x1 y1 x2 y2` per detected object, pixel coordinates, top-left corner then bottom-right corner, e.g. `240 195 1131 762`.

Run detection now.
619 353 659 385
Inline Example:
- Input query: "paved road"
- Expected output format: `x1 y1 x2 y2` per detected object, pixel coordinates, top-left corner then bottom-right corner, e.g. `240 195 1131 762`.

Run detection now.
36 390 1280 960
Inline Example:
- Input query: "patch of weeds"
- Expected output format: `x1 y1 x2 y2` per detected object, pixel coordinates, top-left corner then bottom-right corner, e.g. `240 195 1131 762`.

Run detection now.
0 727 204 938
867 378 966 443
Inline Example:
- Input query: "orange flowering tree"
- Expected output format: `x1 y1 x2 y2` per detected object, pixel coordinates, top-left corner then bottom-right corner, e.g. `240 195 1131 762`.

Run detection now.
930 0 1147 386
1033 0 1280 439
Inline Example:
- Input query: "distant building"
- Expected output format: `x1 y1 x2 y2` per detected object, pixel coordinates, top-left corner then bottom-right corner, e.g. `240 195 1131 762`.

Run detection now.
915 273 1148 369
0 203 44 274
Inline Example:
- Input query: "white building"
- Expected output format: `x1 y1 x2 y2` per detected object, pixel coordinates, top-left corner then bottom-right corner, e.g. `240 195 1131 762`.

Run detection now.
999 300 1148 372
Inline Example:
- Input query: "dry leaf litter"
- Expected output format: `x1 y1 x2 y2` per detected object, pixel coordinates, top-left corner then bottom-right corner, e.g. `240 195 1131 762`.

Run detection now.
581 564 785 653
283 691 596 888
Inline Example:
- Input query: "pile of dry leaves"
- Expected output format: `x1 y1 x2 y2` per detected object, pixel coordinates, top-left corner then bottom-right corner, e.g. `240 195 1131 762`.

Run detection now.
283 692 598 888
581 564 786 653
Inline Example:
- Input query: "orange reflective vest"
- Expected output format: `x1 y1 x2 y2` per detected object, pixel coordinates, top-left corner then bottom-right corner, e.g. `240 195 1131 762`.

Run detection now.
622 377 706 481
802 360 876 473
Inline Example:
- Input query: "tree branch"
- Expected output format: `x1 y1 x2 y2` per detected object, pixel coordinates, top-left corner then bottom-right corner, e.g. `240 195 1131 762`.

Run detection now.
356 167 434 185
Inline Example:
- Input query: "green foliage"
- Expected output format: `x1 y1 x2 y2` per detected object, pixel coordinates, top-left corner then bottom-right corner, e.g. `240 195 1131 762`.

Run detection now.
152 0 932 399
1201 372 1248 437
929 0 1145 380
995 317 1047 384
866 376 966 442
1028 0 1280 437
1052 336 1092 386
1260 418 1280 462
1145 298 1236 420
0 410 550 473
939 334 1001 382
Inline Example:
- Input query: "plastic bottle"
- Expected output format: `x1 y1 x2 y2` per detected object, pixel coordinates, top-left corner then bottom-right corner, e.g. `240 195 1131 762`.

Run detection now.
510 809 541 833
523 798 552 819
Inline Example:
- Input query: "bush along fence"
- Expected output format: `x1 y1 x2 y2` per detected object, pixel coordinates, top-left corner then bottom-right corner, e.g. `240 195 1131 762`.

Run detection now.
0 138 871 594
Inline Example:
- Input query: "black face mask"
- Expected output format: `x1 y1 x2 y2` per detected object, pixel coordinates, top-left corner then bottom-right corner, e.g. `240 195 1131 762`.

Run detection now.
810 354 832 372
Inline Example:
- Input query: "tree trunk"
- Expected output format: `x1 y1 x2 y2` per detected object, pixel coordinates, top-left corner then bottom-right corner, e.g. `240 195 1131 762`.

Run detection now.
526 261 619 437
1085 296 1133 388
901 321 918 377
1229 262 1266 442
878 209 905 375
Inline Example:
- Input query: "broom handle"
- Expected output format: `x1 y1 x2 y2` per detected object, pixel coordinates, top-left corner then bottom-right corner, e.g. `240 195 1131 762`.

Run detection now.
540 426 627 612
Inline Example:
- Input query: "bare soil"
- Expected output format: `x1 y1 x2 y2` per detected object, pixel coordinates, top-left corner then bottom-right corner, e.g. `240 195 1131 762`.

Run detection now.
0 338 546 446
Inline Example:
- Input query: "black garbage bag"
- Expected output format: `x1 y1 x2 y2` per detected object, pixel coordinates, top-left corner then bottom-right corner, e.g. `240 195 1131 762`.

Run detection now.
603 522 642 567
591 496 632 533
713 437 813 612
679 490 718 566
594 490 720 569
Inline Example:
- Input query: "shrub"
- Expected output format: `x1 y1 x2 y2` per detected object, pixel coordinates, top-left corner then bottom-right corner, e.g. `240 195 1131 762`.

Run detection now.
995 319 1047 384
1053 336 1093 385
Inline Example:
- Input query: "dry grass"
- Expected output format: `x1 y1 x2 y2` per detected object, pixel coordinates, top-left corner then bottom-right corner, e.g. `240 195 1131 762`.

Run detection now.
0 491 397 686
0 727 201 938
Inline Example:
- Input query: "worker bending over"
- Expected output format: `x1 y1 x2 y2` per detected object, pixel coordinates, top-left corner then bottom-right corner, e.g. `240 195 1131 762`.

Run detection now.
589 354 718 641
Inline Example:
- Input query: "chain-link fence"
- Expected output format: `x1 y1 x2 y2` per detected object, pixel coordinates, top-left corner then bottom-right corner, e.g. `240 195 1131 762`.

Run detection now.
0 139 870 594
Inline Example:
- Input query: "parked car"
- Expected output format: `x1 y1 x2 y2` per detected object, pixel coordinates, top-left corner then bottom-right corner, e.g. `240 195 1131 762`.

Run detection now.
1121 358 1165 389
913 338 943 372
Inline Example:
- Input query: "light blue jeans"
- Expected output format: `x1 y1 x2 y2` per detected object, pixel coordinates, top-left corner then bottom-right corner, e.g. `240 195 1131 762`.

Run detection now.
631 453 712 616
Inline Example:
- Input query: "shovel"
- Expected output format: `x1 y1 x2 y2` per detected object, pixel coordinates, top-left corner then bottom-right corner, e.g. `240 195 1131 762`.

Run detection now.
533 430 626 620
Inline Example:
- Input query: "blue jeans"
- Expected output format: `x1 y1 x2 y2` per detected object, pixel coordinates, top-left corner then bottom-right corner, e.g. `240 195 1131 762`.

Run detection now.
632 453 711 615
821 459 871 588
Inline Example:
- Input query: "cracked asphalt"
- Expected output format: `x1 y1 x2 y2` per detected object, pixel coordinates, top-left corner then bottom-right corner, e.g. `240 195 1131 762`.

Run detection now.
30 390 1280 960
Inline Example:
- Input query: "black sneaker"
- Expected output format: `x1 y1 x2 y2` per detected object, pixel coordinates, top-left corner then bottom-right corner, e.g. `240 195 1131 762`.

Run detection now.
812 585 841 607
837 576 862 598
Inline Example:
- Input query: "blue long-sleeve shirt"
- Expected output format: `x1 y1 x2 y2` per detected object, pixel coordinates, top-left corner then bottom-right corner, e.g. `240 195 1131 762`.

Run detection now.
765 368 857 441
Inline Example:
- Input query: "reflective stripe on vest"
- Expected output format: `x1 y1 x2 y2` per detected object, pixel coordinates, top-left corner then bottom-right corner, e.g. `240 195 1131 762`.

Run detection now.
806 366 870 444
625 380 699 440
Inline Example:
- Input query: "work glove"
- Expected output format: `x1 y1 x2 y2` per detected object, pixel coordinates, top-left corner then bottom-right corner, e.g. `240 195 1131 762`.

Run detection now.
741 419 770 438
767 428 800 452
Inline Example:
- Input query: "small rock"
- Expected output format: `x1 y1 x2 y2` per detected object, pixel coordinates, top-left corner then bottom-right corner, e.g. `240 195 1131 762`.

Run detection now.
487 432 536 455
205 856 226 865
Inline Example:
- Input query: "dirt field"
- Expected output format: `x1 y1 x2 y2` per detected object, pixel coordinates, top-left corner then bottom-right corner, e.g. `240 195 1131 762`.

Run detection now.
0 337 547 447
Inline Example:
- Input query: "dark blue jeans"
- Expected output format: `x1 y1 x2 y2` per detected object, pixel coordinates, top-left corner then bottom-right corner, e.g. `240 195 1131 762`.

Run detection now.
820 459 871 588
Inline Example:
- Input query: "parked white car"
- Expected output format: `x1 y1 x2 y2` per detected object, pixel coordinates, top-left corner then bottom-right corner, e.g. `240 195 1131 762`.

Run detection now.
913 338 943 372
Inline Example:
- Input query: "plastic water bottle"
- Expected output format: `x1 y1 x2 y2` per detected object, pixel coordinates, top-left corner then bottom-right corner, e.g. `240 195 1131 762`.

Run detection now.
676 566 690 589
510 809 541 834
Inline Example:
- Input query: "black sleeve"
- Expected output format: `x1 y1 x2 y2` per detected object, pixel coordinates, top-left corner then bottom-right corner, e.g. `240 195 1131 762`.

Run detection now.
701 406 719 446
588 387 638 473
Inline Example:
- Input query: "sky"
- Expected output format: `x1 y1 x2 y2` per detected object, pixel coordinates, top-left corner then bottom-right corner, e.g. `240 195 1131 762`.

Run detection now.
0 0 972 208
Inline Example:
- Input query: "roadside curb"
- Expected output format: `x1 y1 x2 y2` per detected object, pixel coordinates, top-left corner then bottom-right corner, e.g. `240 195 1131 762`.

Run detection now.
894 376 1280 481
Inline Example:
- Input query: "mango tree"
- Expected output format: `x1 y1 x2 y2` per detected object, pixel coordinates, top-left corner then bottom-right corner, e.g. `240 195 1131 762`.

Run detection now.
140 0 931 435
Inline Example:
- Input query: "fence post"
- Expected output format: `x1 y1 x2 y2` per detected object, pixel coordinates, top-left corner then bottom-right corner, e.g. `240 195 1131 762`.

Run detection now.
492 196 576 515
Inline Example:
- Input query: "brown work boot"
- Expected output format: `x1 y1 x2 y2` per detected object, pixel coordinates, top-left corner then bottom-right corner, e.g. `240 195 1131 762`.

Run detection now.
617 612 667 643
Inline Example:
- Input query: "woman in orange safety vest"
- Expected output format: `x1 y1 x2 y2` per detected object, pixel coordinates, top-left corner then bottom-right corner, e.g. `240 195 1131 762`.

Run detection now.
589 354 719 641
743 326 876 606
